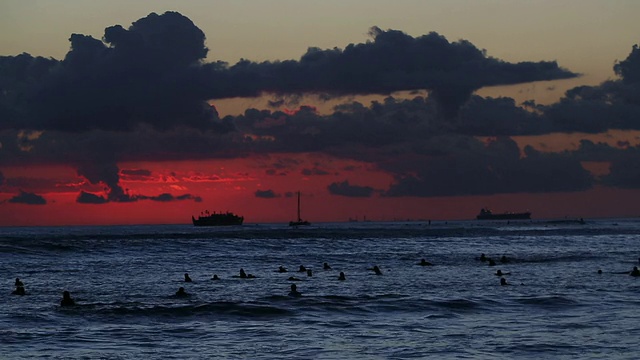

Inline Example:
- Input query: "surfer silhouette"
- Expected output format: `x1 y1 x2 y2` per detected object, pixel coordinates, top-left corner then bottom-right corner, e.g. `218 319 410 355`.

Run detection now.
60 291 75 306
288 284 302 297
184 273 192 282
338 272 346 281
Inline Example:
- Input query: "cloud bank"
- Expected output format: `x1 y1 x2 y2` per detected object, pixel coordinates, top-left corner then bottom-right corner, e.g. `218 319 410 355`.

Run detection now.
1 11 639 203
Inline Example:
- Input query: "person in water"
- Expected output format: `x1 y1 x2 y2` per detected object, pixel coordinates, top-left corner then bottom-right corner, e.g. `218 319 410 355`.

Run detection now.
60 291 75 306
495 270 510 276
630 266 640 277
298 265 307 272
323 262 332 270
370 266 383 275
500 255 510 263
500 278 509 286
175 287 190 297
278 266 288 273
479 253 487 262
307 269 313 277
12 285 26 296
419 259 433 266
237 268 256 279
288 284 302 297
12 278 26 295
338 272 346 281
211 274 220 280
184 273 192 282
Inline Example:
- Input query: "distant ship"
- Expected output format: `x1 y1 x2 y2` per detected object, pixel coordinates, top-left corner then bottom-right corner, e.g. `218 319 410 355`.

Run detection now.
476 208 531 220
192 210 244 226
289 191 310 226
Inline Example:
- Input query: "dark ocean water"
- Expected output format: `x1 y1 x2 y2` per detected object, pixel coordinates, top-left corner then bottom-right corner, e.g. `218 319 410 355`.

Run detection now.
2 219 640 359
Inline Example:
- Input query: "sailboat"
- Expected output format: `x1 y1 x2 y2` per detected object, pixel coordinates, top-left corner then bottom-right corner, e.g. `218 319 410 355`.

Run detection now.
289 191 311 226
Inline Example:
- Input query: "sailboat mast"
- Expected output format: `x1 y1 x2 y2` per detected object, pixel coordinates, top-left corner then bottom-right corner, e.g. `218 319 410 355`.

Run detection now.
297 191 301 221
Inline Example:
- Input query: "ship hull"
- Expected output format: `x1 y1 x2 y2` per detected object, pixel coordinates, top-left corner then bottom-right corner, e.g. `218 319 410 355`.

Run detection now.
192 214 244 226
476 212 531 220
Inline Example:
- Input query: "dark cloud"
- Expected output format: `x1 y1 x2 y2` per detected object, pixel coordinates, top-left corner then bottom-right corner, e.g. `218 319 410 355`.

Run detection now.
255 189 278 198
8 190 47 205
77 191 108 204
1 14 578 135
327 180 376 197
383 137 593 197
139 193 202 202
301 167 331 176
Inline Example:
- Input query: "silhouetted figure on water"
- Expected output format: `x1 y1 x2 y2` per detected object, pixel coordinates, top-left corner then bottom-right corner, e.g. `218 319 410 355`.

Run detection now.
212 274 220 280
12 278 26 296
298 265 307 272
307 269 313 277
278 266 288 273
60 291 75 306
419 259 433 266
370 266 383 275
288 284 302 297
631 267 640 277
323 262 332 270
184 273 192 282
338 272 346 281
175 287 190 297
500 278 509 286
238 268 255 279
495 270 510 276
479 253 487 262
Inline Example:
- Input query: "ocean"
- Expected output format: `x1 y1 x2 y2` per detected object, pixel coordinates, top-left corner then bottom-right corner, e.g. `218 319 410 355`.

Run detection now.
2 219 640 359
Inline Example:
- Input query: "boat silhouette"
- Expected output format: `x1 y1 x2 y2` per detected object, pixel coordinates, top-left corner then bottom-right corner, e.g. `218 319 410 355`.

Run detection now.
289 191 310 226
476 208 531 220
192 210 244 226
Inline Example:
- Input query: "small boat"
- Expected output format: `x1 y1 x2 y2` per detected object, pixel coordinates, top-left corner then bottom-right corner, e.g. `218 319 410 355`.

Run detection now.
289 191 310 226
192 210 244 226
476 208 531 220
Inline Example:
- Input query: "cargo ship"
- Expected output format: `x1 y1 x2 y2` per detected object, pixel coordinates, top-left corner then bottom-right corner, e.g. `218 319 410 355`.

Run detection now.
476 208 531 220
192 210 244 226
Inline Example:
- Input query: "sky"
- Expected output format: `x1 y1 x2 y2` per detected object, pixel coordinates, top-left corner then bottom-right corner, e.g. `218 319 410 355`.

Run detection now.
1 0 639 226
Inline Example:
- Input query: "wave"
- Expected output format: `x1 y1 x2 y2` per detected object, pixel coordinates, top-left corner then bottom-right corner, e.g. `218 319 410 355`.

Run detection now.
59 301 293 318
514 295 579 308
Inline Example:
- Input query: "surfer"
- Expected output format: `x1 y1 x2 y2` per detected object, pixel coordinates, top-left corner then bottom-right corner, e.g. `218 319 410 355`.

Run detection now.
419 259 433 266
479 253 487 262
338 272 346 281
323 262 332 270
12 278 25 295
239 268 247 278
175 287 190 297
307 269 313 277
298 265 307 272
278 266 288 273
60 291 75 306
211 274 220 280
288 284 302 297
500 278 509 286
369 266 383 275
495 270 510 276
631 266 640 277
184 273 192 282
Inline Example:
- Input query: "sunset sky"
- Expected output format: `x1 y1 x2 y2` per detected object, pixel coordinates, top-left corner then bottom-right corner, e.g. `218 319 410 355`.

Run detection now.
1 0 639 226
